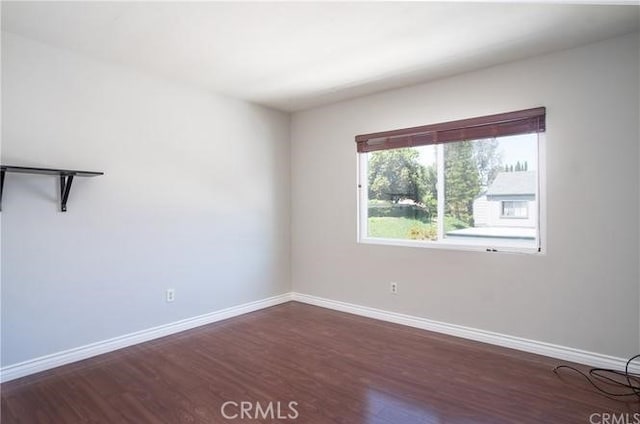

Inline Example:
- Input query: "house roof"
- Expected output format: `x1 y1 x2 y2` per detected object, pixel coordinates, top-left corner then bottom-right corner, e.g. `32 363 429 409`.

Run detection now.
486 171 536 196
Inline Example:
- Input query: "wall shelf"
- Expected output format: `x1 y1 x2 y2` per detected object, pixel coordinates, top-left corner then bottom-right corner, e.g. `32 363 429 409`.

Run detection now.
0 165 104 212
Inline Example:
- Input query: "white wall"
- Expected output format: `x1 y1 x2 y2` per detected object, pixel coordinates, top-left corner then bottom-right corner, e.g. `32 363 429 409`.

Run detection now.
291 33 640 358
1 33 291 366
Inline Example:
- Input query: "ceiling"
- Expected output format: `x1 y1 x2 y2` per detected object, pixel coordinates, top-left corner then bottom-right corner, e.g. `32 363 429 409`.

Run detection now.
2 2 639 112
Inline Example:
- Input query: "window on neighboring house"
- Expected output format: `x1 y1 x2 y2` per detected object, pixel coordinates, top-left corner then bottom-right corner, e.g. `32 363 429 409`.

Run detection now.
356 108 545 253
501 201 528 218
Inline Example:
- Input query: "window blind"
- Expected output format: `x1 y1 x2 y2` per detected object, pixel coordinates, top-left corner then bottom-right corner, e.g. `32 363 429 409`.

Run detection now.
355 107 546 153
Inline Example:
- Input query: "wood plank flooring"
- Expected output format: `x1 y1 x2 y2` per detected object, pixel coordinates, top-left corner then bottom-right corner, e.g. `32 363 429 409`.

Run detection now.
2 302 638 423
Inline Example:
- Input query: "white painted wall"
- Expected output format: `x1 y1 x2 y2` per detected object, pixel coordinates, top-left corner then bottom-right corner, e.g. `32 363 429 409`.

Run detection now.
1 33 291 366
291 33 640 358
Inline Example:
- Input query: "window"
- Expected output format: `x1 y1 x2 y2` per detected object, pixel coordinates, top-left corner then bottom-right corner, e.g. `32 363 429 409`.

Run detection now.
356 108 545 253
501 201 528 218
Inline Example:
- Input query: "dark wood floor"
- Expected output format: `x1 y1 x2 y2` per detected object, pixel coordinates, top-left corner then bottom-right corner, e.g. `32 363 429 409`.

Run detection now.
2 302 638 423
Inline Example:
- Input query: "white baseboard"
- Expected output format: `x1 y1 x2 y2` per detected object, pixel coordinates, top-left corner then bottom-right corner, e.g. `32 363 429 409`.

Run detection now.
0 293 293 383
3 291 636 383
291 292 640 373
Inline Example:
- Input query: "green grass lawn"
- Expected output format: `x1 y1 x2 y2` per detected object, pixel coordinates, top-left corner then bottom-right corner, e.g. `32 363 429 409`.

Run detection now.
368 217 433 239
367 216 469 240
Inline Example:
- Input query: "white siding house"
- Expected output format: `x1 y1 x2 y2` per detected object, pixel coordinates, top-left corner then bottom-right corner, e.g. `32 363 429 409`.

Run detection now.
473 171 537 228
447 171 537 242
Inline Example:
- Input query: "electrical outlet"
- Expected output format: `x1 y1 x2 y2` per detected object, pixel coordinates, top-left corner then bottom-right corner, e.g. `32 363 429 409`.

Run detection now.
166 288 175 302
390 282 398 294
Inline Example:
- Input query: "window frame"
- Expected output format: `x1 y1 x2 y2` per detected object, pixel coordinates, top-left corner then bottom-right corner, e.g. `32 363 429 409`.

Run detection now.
356 110 547 255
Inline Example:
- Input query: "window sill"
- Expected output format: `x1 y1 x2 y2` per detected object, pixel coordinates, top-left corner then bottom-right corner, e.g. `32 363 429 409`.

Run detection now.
358 236 543 255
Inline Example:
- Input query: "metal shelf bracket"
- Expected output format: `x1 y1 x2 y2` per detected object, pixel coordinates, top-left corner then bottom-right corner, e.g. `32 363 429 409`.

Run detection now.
0 169 5 212
59 174 74 212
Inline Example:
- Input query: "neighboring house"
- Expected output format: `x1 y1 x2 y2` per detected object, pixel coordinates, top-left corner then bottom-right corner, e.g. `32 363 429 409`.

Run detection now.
448 171 537 242
473 171 536 228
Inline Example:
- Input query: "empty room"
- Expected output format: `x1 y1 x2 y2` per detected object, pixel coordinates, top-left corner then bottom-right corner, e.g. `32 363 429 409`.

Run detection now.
1 1 639 423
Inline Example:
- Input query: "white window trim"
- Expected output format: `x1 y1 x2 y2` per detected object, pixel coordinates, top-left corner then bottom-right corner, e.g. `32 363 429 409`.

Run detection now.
356 134 547 255
436 144 445 242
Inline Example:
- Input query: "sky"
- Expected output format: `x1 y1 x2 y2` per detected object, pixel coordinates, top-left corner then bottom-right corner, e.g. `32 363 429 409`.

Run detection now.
497 133 538 169
413 133 538 170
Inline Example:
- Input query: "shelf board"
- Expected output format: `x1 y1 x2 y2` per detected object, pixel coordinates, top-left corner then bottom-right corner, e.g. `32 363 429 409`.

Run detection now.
1 164 104 212
1 165 103 177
